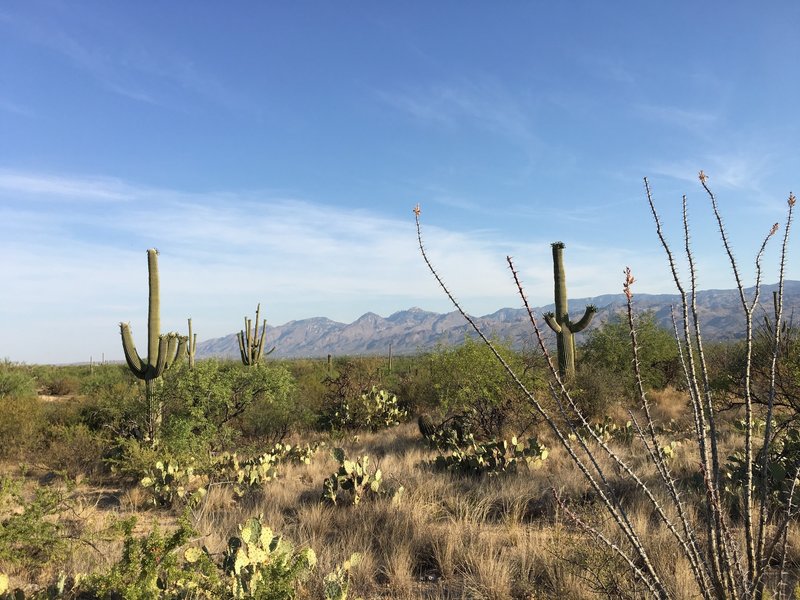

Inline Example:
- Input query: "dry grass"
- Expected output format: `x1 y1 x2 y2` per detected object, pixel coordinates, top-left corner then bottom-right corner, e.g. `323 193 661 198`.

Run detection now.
2 418 798 599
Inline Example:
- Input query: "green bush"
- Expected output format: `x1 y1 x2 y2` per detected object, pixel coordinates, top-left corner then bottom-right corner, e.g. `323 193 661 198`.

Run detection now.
40 423 107 478
426 337 542 438
579 311 680 393
234 364 304 444
76 516 208 600
65 516 314 600
0 477 69 574
77 367 146 439
0 362 36 400
157 360 299 453
0 395 45 460
571 364 626 420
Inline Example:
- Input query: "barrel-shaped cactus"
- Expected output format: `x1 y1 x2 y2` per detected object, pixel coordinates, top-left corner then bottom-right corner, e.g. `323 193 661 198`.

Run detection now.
119 249 187 442
543 242 596 380
418 414 436 438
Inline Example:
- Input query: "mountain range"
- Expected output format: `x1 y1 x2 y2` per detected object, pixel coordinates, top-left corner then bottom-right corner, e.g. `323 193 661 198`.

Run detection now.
197 281 800 360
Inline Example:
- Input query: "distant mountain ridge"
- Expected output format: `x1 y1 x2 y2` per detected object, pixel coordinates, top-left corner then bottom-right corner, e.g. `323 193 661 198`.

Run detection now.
197 281 800 360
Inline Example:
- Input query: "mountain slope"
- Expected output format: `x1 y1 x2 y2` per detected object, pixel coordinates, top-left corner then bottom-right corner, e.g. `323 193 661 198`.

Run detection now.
196 281 800 359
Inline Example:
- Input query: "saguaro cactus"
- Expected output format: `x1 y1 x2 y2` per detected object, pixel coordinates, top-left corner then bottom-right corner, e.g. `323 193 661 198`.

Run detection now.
187 317 197 369
120 249 187 443
543 242 596 380
237 303 275 366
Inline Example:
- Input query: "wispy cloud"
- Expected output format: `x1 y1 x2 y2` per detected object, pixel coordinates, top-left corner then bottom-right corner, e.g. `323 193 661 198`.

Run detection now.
634 103 718 131
0 98 35 118
0 169 666 363
578 54 637 86
647 151 776 192
1 7 252 113
0 170 135 200
376 77 538 145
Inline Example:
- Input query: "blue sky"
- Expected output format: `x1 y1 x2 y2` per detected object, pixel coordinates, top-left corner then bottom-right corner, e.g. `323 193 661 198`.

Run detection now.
1 2 798 364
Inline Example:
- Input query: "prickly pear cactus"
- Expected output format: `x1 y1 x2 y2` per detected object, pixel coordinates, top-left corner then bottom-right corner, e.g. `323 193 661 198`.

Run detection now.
223 516 316 599
432 436 549 476
323 553 361 600
140 458 207 508
322 448 400 506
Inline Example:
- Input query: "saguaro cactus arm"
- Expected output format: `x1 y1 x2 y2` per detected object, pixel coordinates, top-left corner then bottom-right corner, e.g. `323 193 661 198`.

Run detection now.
120 322 145 376
119 249 187 382
543 312 561 333
571 304 598 332
187 318 197 368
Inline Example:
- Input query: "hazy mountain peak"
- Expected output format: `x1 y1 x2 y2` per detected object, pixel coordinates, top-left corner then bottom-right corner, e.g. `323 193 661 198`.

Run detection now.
196 281 800 360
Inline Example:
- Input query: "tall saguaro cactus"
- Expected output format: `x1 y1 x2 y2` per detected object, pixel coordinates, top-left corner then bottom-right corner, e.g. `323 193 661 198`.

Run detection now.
543 242 596 380
237 303 275 367
120 249 187 443
187 317 197 369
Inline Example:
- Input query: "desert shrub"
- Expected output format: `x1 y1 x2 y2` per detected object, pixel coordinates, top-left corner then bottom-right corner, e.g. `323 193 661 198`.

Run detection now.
40 374 81 397
704 319 800 422
318 359 381 430
77 368 145 439
75 516 204 599
235 364 305 444
579 311 680 394
68 515 314 600
0 362 36 399
391 357 438 415
155 360 298 454
40 423 108 478
79 364 136 396
0 477 69 575
571 363 625 420
286 358 330 424
0 395 45 460
426 337 541 438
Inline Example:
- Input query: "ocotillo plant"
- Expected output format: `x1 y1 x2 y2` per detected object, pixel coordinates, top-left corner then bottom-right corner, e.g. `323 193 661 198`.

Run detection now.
415 178 797 599
237 303 275 367
543 242 596 380
187 317 197 369
120 248 187 444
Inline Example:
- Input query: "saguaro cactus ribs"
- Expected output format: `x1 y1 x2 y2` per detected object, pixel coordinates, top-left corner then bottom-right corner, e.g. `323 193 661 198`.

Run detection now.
119 248 187 442
543 241 596 380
